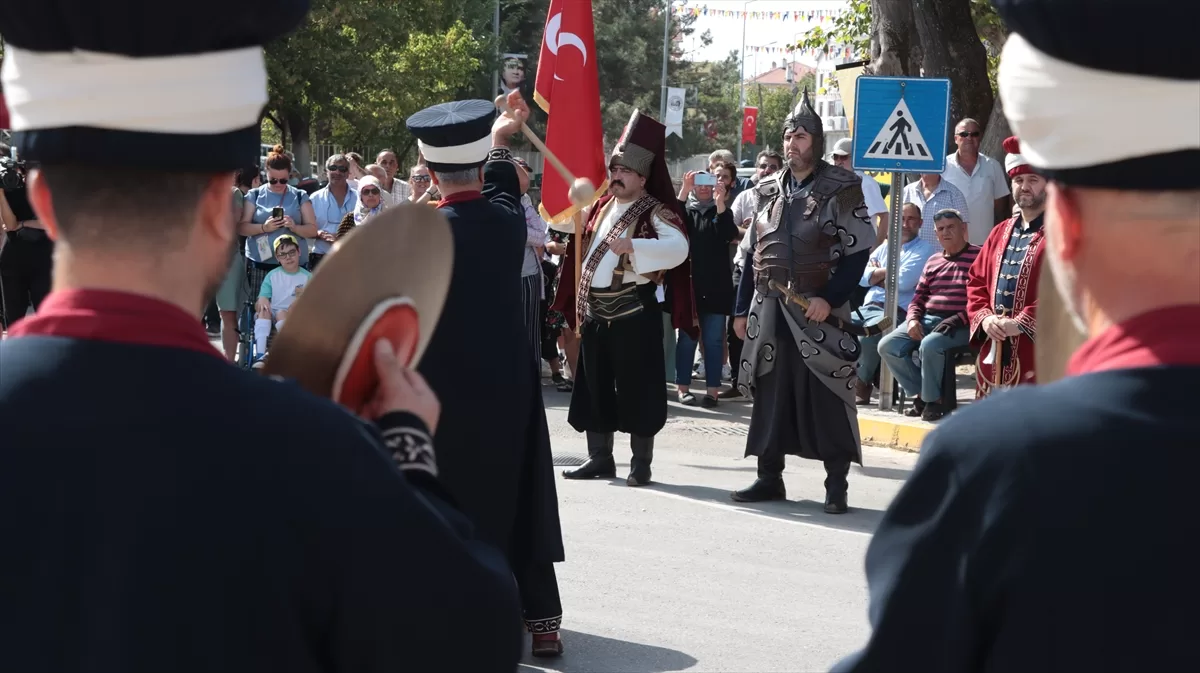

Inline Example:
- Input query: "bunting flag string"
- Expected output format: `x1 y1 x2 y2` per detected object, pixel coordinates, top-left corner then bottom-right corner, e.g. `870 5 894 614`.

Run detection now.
745 43 857 61
672 5 844 24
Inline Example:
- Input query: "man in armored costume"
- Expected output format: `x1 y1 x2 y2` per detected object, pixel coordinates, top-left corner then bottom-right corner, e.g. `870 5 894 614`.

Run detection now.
730 91 875 513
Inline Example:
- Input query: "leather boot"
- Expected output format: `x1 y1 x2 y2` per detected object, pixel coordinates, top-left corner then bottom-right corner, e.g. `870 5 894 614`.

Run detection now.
731 453 787 502
855 379 873 405
562 431 616 479
823 459 851 514
627 435 654 486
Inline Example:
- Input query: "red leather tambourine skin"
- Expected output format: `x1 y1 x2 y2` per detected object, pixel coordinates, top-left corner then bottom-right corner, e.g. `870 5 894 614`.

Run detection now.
332 300 418 415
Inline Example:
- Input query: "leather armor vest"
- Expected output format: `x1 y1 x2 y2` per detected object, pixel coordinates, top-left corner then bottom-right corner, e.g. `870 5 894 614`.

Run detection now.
752 165 856 295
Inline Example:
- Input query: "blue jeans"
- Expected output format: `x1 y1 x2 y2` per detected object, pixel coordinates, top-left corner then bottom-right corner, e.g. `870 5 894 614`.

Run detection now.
852 304 893 382
676 312 726 388
878 315 970 403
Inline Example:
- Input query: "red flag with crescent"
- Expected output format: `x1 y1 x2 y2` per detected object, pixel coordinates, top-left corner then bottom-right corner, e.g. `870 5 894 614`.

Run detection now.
742 106 759 144
533 0 607 224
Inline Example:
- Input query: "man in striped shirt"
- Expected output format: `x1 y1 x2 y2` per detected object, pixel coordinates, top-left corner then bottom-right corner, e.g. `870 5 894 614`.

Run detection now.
878 208 980 421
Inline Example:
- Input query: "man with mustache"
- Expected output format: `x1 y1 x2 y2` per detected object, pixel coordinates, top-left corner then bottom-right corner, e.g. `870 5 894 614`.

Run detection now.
964 135 1047 396
833 0 1199 667
729 91 876 513
550 110 695 487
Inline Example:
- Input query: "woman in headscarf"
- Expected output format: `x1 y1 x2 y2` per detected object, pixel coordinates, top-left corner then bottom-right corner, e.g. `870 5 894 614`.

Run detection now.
334 175 386 241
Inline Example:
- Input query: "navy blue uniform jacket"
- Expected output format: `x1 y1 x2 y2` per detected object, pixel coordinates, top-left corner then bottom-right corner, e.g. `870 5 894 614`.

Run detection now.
417 158 564 568
834 364 1200 671
0 293 523 672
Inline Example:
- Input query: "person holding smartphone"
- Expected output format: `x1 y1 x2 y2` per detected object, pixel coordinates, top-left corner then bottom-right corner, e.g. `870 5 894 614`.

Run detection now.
237 145 319 300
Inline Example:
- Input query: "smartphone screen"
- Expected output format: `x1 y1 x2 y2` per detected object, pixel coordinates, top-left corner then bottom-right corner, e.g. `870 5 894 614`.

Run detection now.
694 172 716 186
271 207 284 219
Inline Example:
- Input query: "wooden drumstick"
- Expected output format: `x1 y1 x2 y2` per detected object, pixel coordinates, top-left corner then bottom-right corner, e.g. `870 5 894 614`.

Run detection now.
495 95 596 206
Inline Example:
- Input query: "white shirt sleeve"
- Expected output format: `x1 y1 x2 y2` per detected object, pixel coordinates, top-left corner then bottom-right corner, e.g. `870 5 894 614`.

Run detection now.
630 213 689 275
732 189 756 226
989 157 1012 200
861 174 887 216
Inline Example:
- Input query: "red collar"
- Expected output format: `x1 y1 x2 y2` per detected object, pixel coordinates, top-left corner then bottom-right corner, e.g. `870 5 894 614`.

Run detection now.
1066 305 1200 376
437 190 484 208
7 289 223 360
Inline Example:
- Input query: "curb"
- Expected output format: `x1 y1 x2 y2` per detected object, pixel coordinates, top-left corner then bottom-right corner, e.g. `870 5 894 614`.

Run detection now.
858 416 932 453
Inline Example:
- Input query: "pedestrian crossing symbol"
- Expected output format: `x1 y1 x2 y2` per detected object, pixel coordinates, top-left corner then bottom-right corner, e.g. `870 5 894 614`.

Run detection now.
862 98 930 160
851 76 951 172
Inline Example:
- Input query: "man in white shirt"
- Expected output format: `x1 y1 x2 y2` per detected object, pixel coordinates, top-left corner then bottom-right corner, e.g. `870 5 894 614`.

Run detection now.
942 118 1012 245
829 138 889 247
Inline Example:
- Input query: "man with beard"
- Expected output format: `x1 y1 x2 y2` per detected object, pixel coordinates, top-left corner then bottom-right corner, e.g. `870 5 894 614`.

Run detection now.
0 3 523 670
551 110 695 487
965 136 1047 396
833 0 1199 668
729 91 875 513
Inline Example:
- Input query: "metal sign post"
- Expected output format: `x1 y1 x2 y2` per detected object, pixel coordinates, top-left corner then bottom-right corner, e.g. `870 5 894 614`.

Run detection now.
879 172 905 410
850 76 953 412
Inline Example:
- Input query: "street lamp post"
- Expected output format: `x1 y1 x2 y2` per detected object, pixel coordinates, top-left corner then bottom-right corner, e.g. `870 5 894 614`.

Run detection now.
737 0 761 164
659 0 672 118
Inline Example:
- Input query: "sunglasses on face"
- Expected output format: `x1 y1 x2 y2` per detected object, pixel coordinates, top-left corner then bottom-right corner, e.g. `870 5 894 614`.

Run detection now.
268 178 289 185
957 131 982 138
328 165 349 172
360 187 380 196
411 175 431 182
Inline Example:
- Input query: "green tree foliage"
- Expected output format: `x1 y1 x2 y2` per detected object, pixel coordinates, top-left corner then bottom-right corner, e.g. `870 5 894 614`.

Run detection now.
752 75 817 150
666 54 742 159
795 0 1004 90
263 0 487 170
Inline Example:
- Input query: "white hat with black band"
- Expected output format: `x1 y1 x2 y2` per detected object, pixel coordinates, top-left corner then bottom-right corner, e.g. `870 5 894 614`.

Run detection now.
405 100 497 173
0 1 309 171
994 0 1200 191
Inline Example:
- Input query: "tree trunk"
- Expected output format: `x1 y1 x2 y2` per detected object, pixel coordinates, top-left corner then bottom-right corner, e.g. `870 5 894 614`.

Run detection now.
869 0 921 76
912 0 993 151
979 92 1012 162
283 109 312 177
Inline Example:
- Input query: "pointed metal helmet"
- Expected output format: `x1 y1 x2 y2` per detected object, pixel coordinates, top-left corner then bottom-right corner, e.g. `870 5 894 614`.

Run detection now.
783 88 825 159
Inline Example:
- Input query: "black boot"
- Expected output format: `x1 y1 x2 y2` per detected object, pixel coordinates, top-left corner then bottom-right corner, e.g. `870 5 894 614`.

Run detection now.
627 435 654 486
562 431 616 479
731 453 787 502
823 459 851 514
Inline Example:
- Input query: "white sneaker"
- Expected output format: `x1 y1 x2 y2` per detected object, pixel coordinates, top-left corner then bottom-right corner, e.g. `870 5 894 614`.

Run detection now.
695 362 706 379
722 364 732 381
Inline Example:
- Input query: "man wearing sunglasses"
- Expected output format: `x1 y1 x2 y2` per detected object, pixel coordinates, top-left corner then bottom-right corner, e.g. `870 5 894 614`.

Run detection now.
307 154 357 270
943 118 1013 246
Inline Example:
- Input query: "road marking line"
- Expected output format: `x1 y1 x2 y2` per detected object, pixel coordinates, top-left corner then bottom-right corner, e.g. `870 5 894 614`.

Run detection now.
636 488 873 538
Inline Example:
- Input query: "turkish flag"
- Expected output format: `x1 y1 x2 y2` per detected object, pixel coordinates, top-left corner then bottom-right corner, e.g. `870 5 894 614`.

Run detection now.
742 106 759 144
0 92 9 130
533 0 606 223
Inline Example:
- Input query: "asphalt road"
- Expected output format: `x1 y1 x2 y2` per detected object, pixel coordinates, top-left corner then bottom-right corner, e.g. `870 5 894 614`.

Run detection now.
521 383 919 673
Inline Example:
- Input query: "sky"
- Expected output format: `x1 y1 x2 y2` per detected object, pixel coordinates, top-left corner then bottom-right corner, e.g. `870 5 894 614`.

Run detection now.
674 0 850 76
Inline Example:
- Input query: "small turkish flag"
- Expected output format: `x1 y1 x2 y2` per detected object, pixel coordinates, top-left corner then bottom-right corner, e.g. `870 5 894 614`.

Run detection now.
742 106 758 144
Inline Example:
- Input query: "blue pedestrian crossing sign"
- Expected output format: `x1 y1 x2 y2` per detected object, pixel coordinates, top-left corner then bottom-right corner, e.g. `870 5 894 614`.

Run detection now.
852 76 952 173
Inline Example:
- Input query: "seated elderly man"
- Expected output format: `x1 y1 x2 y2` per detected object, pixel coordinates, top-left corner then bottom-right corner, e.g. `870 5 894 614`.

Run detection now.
877 209 981 421
853 202 937 404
